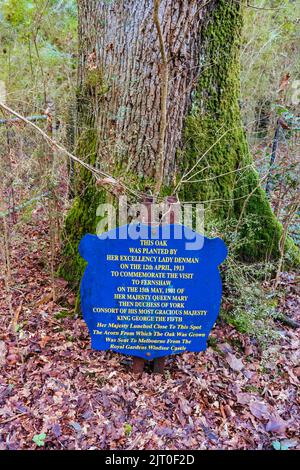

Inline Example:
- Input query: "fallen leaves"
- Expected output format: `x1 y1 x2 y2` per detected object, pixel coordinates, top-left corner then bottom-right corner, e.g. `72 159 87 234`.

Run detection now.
12 303 23 331
266 415 288 435
249 401 270 420
272 438 298 450
225 353 244 372
236 392 253 405
0 205 299 450
39 335 52 349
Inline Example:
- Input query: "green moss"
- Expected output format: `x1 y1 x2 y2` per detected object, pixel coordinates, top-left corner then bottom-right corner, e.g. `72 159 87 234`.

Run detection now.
54 310 73 320
59 66 107 287
59 180 107 287
180 0 298 262
84 67 110 98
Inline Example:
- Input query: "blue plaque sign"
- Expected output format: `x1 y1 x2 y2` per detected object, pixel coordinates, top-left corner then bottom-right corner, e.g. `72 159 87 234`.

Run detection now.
79 224 227 360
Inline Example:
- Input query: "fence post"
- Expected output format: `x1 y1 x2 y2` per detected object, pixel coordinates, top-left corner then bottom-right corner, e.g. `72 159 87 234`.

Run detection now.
153 195 178 374
132 196 154 373
132 195 179 374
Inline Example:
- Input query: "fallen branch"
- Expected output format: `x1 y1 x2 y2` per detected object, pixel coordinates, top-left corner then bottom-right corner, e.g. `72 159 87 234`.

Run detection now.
0 115 47 125
0 101 142 200
0 413 27 425
0 192 50 219
275 313 300 329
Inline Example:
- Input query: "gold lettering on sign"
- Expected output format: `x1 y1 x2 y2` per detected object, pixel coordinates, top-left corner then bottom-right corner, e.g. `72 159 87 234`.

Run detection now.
92 238 207 354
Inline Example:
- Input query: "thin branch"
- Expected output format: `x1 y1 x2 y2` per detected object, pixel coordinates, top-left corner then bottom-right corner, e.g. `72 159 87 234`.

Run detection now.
174 128 233 193
245 0 284 11
183 164 253 185
275 314 300 329
0 115 47 125
153 0 169 195
234 173 269 236
0 192 50 219
0 413 27 425
174 118 261 194
234 0 285 11
0 102 143 201
183 148 280 184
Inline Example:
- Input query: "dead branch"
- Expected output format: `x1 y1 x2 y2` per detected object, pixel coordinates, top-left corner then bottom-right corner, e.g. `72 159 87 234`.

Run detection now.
0 101 142 200
0 115 47 125
275 313 300 329
153 0 169 195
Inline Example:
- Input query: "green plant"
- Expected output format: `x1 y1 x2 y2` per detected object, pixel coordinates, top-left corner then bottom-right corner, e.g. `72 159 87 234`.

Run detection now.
209 218 284 346
32 433 47 447
124 423 132 437
54 310 72 320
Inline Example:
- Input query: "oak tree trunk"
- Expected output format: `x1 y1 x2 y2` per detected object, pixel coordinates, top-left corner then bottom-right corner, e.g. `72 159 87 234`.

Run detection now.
61 0 297 285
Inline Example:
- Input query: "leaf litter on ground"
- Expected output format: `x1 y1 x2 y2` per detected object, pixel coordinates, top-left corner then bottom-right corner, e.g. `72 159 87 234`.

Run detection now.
0 203 299 450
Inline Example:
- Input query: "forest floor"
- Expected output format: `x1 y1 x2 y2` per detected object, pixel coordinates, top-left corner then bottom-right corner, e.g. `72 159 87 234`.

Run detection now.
0 202 299 451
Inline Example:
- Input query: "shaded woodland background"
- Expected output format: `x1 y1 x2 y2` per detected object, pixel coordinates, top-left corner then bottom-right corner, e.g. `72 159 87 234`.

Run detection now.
0 0 299 451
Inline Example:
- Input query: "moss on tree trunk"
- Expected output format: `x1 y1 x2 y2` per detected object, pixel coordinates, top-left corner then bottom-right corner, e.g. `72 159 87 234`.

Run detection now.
180 0 297 262
59 70 107 286
60 0 298 288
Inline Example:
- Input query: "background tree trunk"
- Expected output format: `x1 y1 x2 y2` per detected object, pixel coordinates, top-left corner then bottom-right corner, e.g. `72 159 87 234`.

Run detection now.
60 0 297 286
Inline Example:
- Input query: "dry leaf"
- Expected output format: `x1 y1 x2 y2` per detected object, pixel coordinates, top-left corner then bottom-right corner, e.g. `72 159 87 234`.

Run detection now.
249 401 270 420
293 366 300 378
266 415 288 434
13 303 23 330
226 353 244 372
218 343 233 354
37 293 53 306
236 392 253 405
39 336 51 349
278 73 290 93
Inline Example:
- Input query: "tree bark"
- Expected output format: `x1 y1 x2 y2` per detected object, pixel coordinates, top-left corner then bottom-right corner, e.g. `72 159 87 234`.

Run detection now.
77 0 207 179
60 0 298 286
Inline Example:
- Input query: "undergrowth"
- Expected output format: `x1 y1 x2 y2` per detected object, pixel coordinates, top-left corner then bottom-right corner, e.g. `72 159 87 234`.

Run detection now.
206 217 291 347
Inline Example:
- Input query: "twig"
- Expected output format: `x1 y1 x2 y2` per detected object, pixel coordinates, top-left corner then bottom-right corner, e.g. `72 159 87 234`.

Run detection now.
234 172 269 236
0 413 27 425
0 192 50 218
245 0 284 11
31 0 51 104
234 0 284 11
0 101 143 201
0 115 47 125
274 194 300 289
174 118 259 194
266 121 280 196
174 128 234 193
153 0 169 195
